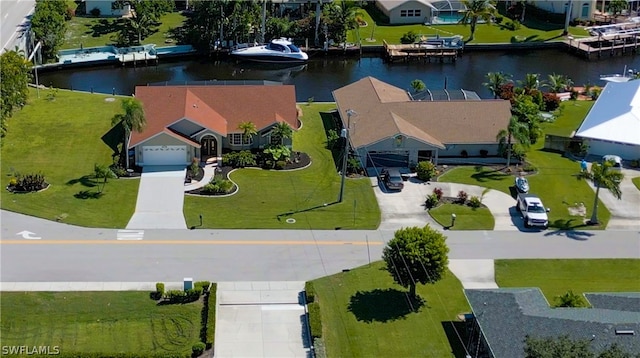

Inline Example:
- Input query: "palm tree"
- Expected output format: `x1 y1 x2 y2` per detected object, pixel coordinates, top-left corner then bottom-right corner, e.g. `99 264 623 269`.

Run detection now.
519 73 542 94
483 72 512 99
410 79 426 93
563 0 573 36
238 121 257 150
545 73 573 93
459 0 495 42
496 115 530 167
578 160 624 225
93 163 116 193
111 98 146 169
271 122 293 145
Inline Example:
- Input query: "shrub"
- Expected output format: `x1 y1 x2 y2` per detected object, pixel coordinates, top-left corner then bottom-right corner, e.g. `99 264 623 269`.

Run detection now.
555 290 586 307
425 193 439 209
194 281 210 293
308 302 322 339
400 30 418 44
494 15 503 24
570 90 579 100
192 342 206 357
9 173 47 192
460 150 469 158
66 7 75 20
8 177 18 187
206 283 217 348
457 190 468 204
110 164 127 177
305 281 316 303
165 290 185 303
433 187 443 201
326 129 340 149
468 196 482 208
415 161 436 181
523 164 537 172
201 177 234 195
591 87 602 100
480 149 489 158
222 150 256 168
542 92 561 112
275 160 286 169
90 7 101 16
190 157 201 176
184 288 202 303
156 282 165 294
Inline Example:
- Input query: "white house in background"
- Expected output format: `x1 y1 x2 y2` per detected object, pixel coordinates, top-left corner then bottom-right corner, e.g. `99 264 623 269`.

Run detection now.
85 0 130 17
529 0 596 20
575 80 640 160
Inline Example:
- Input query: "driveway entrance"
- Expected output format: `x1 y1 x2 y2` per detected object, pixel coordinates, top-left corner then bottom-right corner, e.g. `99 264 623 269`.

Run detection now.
588 168 640 230
126 166 187 229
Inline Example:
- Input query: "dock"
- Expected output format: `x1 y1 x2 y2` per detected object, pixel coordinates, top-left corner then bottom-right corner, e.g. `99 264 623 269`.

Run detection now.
565 19 640 59
383 36 463 63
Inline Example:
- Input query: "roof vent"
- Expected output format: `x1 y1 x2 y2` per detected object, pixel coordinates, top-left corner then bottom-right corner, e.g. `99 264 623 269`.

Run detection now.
615 330 635 335
193 104 197 108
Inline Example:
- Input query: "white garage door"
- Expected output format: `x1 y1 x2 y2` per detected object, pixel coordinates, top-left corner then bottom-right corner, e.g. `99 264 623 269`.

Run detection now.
588 140 640 160
142 146 187 166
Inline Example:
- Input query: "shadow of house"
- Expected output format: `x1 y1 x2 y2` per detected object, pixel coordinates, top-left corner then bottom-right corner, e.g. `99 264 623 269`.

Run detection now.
347 288 425 323
101 120 125 163
463 289 640 357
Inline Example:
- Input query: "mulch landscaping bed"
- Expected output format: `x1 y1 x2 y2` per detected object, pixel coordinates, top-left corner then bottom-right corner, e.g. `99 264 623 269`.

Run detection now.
185 166 235 196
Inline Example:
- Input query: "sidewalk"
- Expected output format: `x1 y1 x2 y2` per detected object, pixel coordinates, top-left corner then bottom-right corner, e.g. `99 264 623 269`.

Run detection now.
184 163 218 191
0 282 184 291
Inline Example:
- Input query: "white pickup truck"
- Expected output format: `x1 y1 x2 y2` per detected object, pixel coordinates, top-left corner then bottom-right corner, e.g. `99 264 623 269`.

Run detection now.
516 194 550 229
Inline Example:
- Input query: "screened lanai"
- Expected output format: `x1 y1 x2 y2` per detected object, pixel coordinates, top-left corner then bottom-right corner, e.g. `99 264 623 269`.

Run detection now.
429 0 467 24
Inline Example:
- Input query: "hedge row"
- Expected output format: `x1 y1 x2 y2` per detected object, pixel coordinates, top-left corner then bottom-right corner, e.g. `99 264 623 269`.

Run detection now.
206 283 217 348
304 281 315 303
307 302 322 339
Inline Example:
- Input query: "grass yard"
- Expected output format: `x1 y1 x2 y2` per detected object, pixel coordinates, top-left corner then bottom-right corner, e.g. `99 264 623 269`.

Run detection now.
545 101 594 137
495 259 640 306
311 261 470 357
632 176 640 192
429 203 494 230
0 292 201 355
0 88 137 228
63 12 187 49
349 6 588 46
183 103 380 229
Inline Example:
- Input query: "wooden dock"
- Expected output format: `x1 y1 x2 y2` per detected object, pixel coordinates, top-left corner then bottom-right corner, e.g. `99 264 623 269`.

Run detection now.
383 40 460 63
565 33 640 59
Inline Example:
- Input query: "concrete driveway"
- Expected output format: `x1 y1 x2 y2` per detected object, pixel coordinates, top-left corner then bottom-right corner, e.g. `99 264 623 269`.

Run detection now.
587 169 640 230
126 166 187 229
371 174 518 231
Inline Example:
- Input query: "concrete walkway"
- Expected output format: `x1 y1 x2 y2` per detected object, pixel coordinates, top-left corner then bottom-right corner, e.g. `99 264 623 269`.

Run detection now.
127 166 187 229
184 163 218 192
448 260 498 289
215 281 312 358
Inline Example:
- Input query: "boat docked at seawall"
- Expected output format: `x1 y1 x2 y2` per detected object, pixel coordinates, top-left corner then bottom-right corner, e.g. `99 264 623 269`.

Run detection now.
230 38 308 64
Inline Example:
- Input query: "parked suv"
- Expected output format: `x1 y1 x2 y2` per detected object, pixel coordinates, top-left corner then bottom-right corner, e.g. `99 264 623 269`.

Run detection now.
380 168 404 191
516 193 550 229
602 155 623 171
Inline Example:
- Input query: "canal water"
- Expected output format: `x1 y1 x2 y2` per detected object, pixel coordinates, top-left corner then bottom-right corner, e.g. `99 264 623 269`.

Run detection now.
39 49 639 101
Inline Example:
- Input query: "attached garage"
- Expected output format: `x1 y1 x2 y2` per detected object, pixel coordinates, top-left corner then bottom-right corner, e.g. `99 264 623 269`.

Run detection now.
142 146 188 166
366 151 409 168
586 140 640 160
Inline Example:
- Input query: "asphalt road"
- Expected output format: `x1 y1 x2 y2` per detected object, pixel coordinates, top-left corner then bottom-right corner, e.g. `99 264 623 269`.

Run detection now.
0 0 35 53
2 210 639 282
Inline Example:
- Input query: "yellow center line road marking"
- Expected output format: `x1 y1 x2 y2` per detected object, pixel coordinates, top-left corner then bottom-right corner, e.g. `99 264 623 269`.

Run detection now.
0 240 383 246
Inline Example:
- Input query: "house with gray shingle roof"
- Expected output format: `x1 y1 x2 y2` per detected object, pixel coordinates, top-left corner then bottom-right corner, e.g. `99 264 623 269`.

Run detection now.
332 77 512 168
463 288 640 358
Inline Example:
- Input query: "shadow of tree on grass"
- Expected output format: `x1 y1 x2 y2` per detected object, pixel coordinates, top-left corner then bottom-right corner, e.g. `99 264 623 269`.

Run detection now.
74 190 103 199
66 175 97 188
470 166 510 183
348 288 425 323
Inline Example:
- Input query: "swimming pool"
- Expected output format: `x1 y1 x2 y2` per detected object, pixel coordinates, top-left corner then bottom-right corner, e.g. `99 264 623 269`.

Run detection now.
433 12 463 24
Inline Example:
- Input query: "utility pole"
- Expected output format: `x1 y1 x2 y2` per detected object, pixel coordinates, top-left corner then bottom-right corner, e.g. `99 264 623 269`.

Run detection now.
338 109 356 203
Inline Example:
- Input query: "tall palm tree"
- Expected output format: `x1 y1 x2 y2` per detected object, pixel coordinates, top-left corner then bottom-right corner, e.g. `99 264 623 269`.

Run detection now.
111 98 146 168
578 160 624 225
238 121 257 150
519 73 542 94
483 72 512 99
271 122 293 145
545 73 573 93
496 115 530 167
459 0 495 42
410 79 426 93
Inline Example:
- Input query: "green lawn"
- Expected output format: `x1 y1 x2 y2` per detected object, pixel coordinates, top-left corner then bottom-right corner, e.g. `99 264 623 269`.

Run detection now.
0 292 202 355
632 176 640 192
429 203 494 230
545 101 594 137
311 261 470 357
495 259 640 306
63 12 187 49
350 6 588 45
184 104 380 229
0 88 137 228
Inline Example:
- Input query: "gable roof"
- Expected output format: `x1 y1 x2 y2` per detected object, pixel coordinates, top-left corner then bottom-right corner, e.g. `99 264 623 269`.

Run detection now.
332 77 512 149
130 85 298 148
575 80 640 146
377 0 437 11
465 288 640 358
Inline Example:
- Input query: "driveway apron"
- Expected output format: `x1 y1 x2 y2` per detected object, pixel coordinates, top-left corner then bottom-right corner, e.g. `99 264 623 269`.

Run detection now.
215 281 312 358
587 169 640 230
126 166 187 229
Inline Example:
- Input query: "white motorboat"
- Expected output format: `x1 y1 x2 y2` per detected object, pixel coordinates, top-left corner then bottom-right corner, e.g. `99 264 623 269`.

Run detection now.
515 176 529 193
230 38 308 64
600 66 636 83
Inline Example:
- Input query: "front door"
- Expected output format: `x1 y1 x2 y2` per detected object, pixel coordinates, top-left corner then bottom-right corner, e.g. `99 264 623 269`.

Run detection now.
201 136 217 157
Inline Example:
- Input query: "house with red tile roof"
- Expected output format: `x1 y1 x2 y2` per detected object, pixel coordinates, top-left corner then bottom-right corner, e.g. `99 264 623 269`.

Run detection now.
129 84 299 166
332 77 512 168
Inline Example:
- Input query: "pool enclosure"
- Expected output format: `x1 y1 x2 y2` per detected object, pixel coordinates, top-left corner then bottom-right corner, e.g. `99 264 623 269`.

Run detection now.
429 0 467 24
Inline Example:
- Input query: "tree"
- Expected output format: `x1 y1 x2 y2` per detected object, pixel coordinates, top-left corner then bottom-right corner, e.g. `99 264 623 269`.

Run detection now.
31 0 68 60
525 335 594 358
511 94 543 144
554 290 586 307
459 0 495 42
238 121 257 150
484 72 512 99
322 0 361 44
410 79 426 93
111 98 146 168
546 73 573 93
270 122 293 145
93 164 116 193
496 115 530 167
114 0 174 45
608 0 628 17
577 160 624 225
0 50 31 137
382 225 449 297
519 73 542 94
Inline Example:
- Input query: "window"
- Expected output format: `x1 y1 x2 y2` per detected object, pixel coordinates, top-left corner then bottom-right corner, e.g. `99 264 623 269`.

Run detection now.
231 133 253 146
401 10 407 17
401 9 421 17
415 9 421 17
581 3 589 17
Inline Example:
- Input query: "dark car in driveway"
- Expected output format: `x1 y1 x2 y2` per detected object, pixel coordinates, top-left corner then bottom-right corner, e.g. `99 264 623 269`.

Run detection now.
380 168 404 191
